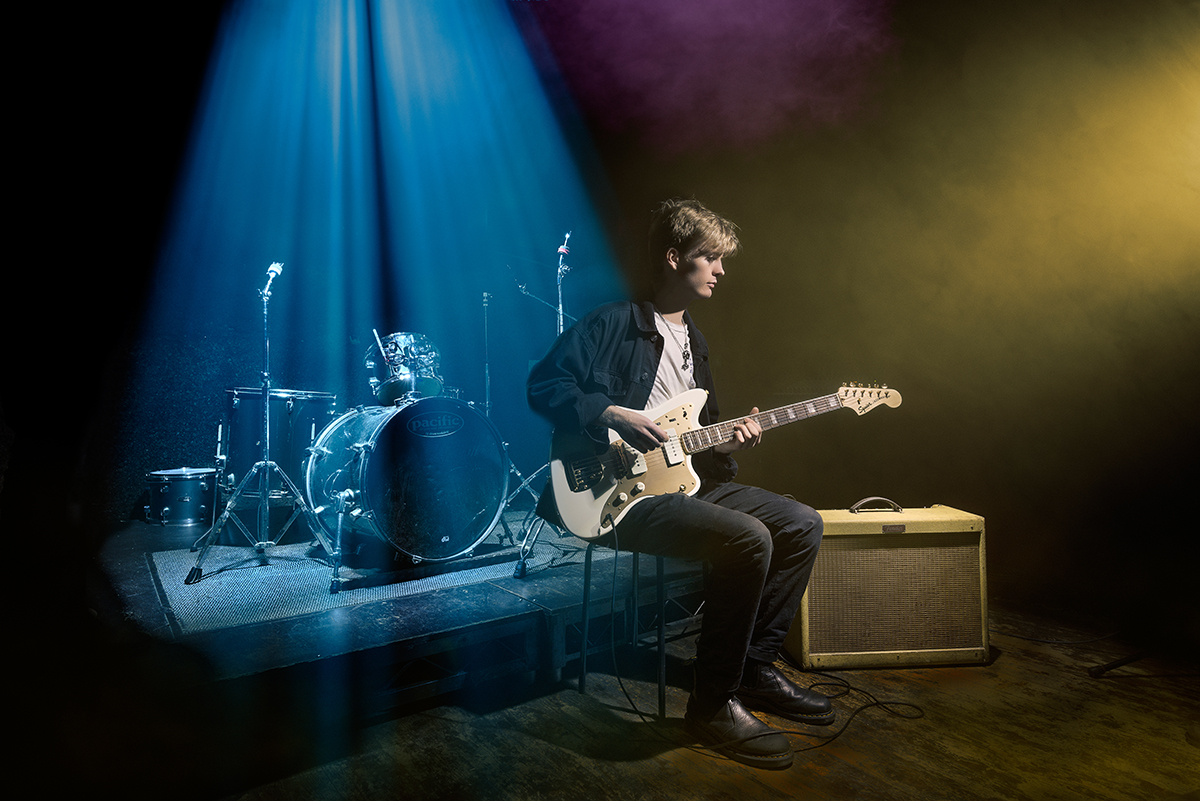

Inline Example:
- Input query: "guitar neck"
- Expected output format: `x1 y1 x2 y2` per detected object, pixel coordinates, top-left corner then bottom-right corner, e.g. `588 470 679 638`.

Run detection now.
681 393 842 454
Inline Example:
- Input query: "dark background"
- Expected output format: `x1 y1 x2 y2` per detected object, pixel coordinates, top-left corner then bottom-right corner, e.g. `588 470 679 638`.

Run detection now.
5 0 1198 659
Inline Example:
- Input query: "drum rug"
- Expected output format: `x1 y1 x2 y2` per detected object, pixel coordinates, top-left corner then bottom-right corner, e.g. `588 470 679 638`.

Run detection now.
150 539 610 637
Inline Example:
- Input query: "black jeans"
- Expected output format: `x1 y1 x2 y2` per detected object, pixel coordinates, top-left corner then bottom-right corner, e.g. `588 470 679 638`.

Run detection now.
597 482 823 701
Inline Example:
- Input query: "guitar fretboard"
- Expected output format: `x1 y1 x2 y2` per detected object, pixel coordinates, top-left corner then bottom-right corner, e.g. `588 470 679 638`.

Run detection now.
681 393 843 454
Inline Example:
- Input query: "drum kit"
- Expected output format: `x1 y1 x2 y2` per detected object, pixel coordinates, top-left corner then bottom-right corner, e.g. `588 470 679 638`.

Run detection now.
179 251 571 593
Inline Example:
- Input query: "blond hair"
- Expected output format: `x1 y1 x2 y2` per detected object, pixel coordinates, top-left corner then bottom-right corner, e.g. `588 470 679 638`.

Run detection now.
647 198 740 280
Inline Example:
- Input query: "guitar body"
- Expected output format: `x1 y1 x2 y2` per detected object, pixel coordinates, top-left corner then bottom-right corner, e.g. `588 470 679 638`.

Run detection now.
546 383 900 540
548 388 708 539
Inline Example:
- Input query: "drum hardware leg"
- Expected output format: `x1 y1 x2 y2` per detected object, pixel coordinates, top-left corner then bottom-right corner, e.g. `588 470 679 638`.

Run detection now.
272 500 307 548
326 490 356 594
214 420 228 495
496 461 538 549
512 516 553 579
498 449 548 552
500 456 558 579
329 509 344 593
186 457 340 586
504 454 546 509
187 461 262 583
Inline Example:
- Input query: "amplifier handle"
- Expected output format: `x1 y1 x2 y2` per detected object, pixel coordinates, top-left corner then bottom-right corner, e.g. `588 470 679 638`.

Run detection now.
849 496 903 513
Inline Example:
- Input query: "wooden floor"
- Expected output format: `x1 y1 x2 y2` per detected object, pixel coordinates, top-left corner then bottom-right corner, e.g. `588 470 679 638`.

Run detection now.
61 595 1199 800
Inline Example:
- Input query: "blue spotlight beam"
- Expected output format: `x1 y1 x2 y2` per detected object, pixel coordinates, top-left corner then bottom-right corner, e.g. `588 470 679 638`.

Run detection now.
128 0 625 513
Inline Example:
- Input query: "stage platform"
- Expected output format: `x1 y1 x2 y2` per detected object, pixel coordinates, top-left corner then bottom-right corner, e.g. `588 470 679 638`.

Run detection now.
89 511 707 711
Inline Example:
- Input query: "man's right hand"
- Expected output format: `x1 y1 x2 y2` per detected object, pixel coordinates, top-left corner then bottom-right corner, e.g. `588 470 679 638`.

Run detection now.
597 406 669 453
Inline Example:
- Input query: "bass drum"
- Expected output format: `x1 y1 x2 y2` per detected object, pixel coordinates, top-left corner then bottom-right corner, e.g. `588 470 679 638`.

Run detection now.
305 397 508 563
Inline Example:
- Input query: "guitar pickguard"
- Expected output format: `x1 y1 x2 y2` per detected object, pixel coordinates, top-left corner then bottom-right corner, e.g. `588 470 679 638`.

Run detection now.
549 389 707 539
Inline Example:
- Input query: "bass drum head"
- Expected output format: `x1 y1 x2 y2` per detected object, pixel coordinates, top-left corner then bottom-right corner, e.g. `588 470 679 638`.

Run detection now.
309 398 508 563
369 398 507 560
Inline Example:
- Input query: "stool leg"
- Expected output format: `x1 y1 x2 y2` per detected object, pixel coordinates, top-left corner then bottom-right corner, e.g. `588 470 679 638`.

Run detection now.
631 552 640 646
657 555 666 719
580 543 594 694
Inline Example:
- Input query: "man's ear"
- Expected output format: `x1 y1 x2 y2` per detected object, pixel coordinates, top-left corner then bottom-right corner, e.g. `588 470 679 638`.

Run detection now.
664 248 682 273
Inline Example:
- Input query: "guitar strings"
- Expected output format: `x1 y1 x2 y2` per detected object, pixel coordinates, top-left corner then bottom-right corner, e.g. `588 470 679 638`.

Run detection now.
680 394 842 452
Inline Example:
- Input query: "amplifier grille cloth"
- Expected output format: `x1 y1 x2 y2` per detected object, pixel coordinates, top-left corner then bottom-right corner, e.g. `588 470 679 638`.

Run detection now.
807 532 982 653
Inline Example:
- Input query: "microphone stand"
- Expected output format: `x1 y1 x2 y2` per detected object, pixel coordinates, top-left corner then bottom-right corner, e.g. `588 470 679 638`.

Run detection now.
556 231 571 336
508 233 573 577
187 263 343 592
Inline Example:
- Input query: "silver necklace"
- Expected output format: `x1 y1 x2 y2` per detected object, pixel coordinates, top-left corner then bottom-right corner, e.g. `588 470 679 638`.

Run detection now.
657 311 692 374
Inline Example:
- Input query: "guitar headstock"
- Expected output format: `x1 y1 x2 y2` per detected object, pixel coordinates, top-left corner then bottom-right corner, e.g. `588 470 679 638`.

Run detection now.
838 383 902 416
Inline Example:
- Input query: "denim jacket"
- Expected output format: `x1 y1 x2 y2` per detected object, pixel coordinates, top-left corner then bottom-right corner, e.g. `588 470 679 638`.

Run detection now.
527 299 738 518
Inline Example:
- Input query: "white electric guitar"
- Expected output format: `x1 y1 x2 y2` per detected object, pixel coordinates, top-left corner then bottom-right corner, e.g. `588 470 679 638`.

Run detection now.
548 384 902 539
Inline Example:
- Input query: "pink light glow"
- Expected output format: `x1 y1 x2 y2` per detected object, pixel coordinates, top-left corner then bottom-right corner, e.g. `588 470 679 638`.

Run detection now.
520 0 898 150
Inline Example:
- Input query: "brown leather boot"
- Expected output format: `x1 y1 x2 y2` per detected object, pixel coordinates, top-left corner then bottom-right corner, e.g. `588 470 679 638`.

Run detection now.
736 660 834 725
684 691 794 770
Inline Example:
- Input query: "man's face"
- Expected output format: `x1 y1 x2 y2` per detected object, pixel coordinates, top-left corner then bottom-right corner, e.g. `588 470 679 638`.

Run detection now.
670 248 725 301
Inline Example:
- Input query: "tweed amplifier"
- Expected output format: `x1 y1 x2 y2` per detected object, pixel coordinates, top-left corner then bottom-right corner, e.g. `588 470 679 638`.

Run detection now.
785 499 988 669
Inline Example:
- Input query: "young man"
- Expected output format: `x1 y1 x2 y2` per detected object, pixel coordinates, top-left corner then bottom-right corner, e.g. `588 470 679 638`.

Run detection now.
526 198 829 770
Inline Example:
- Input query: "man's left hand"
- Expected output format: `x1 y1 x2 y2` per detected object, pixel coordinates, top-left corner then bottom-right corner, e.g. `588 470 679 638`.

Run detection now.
714 407 762 454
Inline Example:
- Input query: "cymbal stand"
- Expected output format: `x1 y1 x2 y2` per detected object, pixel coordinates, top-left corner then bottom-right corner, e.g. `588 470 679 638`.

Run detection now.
504 233 574 577
186 263 342 591
482 291 494 418
482 290 544 560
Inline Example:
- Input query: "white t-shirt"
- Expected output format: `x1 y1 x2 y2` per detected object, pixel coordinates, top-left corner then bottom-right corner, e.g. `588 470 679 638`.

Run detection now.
646 313 696 410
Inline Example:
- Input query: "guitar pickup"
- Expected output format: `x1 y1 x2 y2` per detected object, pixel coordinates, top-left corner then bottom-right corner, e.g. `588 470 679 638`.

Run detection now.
661 430 685 467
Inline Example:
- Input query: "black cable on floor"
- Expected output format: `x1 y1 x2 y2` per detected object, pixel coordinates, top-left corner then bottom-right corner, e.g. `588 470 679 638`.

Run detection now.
989 628 1121 645
785 671 925 754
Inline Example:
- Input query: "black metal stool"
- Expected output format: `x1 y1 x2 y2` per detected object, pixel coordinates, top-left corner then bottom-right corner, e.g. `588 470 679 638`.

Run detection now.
578 542 668 719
